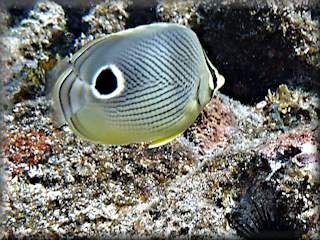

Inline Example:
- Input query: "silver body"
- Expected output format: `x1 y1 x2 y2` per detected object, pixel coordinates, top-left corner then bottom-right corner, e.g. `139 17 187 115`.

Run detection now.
51 23 225 147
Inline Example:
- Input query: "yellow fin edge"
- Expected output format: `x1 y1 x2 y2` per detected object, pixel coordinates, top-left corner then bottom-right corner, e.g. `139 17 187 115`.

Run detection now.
148 132 182 148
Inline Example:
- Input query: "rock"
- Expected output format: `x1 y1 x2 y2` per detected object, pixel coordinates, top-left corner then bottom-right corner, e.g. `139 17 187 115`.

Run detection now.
73 0 131 50
197 1 320 103
156 0 202 27
0 0 67 104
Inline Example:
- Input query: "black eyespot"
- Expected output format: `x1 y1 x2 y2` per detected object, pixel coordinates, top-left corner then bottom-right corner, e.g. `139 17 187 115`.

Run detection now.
95 68 118 95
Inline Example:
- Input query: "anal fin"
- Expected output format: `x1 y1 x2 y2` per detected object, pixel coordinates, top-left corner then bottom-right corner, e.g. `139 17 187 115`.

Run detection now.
148 132 182 148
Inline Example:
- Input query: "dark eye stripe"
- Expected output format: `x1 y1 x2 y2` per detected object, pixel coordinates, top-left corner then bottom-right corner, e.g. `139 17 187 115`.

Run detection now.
58 71 92 140
58 69 74 122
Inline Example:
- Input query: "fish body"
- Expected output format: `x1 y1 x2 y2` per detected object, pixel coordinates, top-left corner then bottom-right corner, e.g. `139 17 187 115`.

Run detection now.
50 23 224 147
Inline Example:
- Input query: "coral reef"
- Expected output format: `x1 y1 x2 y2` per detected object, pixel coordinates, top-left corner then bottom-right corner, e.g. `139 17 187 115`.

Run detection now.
197 1 320 103
0 0 67 104
184 96 237 155
267 4 320 69
13 1 66 61
0 10 9 34
257 84 319 131
156 0 202 27
220 125 319 239
228 186 304 239
1 92 318 238
83 0 130 35
74 0 131 51
0 0 319 239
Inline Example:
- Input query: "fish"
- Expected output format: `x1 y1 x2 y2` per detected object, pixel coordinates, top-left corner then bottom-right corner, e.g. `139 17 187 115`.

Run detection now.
49 22 225 148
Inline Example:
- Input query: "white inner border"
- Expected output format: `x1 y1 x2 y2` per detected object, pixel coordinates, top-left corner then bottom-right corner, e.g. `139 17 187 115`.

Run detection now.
91 64 125 99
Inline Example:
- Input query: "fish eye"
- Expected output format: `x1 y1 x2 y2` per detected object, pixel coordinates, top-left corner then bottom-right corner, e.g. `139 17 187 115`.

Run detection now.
91 65 125 99
95 68 118 95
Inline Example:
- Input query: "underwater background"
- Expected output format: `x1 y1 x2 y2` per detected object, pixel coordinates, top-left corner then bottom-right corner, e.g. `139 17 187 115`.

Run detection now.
0 0 319 238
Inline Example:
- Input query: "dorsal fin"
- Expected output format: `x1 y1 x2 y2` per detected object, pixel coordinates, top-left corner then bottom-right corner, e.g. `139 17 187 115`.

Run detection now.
46 55 71 97
203 49 225 94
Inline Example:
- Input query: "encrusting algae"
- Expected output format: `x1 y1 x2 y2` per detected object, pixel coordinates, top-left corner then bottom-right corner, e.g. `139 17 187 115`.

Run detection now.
156 0 202 27
257 84 318 131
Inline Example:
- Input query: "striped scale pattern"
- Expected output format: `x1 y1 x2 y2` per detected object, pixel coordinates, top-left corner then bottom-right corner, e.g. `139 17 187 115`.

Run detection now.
98 26 202 131
51 23 218 146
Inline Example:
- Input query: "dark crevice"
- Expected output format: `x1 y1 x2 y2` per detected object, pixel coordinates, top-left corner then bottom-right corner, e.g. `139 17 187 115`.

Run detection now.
196 6 320 104
64 7 90 38
126 0 158 28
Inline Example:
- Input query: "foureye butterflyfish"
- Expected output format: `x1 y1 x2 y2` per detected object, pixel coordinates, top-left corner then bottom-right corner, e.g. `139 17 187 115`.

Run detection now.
49 23 225 148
